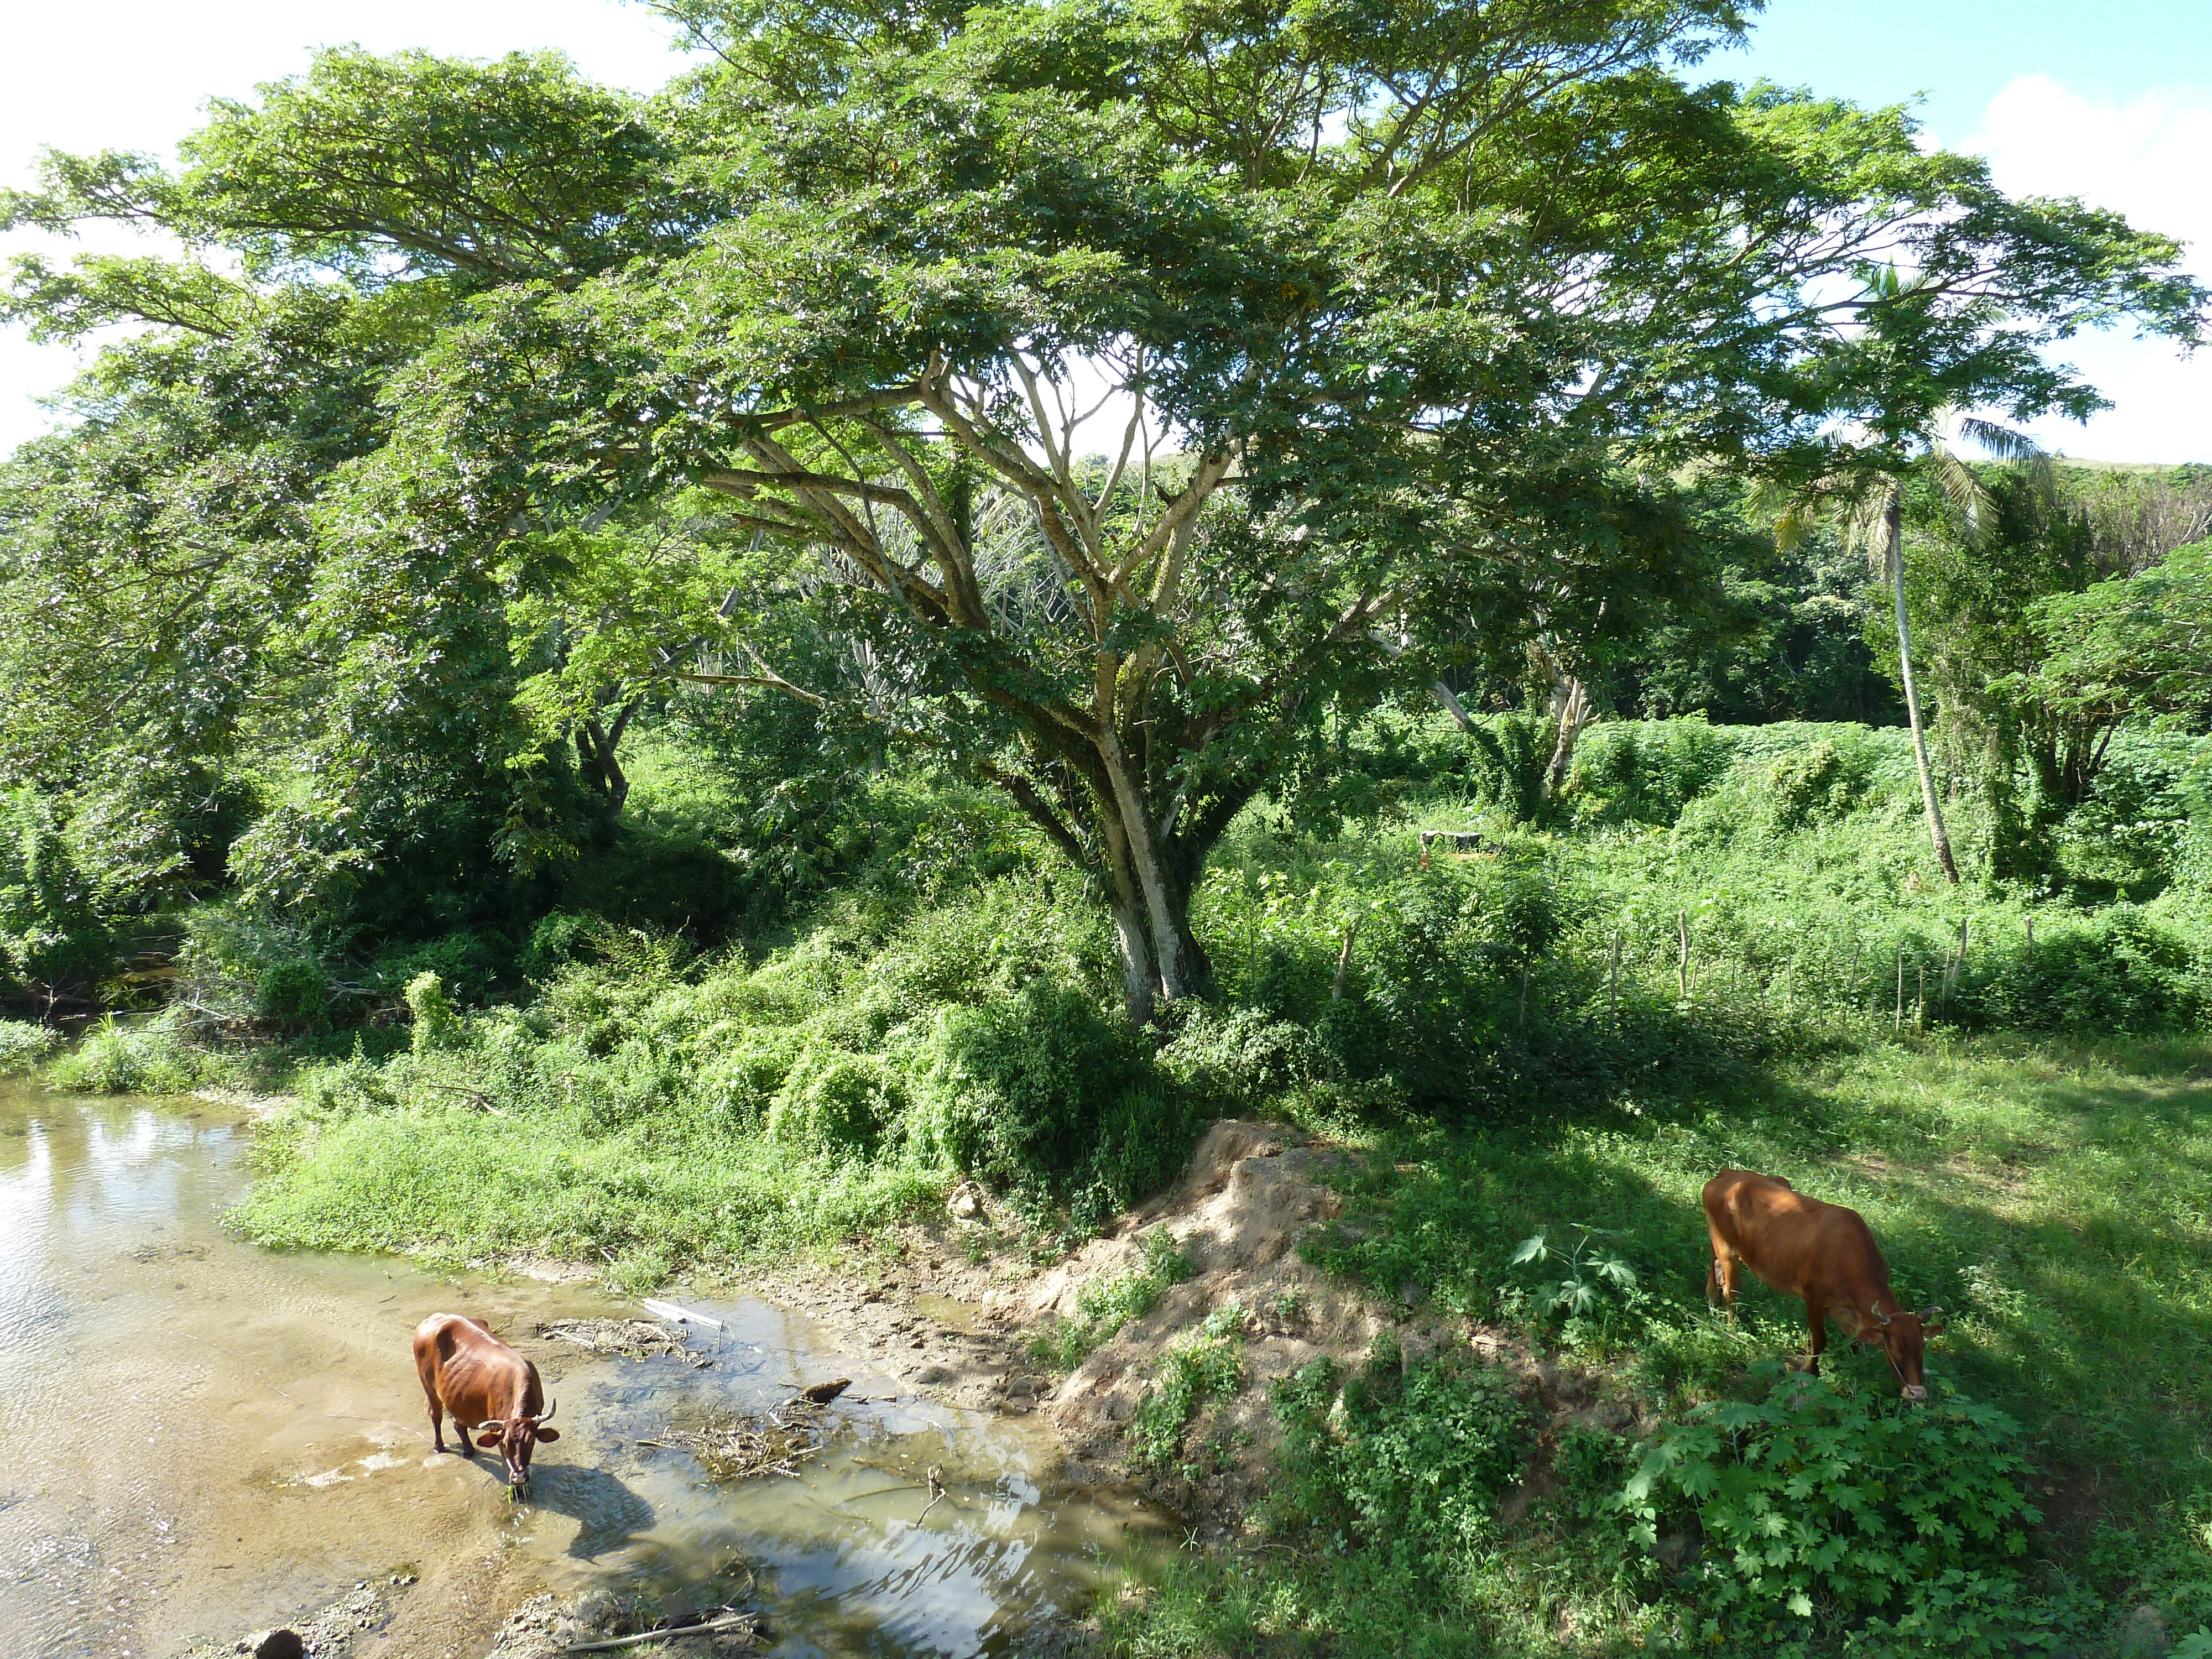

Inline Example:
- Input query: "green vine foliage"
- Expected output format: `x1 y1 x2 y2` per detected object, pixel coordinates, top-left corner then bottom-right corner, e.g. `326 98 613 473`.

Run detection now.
1623 1361 2040 1637
1273 1349 1531 1567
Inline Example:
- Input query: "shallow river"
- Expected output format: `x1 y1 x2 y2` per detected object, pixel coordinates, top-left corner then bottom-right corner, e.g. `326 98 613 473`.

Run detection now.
0 1084 1160 1659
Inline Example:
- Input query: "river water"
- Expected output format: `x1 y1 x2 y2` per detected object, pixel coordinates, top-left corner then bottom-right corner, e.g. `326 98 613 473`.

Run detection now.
0 1084 1160 1658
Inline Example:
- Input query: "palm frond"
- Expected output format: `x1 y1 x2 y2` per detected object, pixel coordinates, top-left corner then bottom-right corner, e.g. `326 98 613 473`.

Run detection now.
1929 450 1995 542
1838 479 1897 568
1957 415 2046 466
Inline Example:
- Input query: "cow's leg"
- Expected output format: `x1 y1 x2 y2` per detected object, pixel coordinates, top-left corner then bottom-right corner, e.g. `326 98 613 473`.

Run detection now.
1708 1248 1740 1324
1804 1301 1828 1375
425 1386 465 1455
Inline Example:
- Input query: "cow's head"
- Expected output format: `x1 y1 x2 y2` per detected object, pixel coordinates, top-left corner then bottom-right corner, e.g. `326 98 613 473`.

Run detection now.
1867 1306 1946 1400
474 1397 559 1493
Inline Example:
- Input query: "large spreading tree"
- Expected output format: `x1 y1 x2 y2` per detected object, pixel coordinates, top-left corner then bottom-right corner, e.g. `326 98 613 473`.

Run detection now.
6 2 2204 1014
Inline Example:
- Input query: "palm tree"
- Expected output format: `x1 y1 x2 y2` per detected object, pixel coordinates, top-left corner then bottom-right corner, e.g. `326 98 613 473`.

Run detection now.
1771 408 2049 887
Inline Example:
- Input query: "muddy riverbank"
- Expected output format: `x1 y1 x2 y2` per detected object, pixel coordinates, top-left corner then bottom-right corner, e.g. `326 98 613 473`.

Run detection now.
0 1085 1164 1659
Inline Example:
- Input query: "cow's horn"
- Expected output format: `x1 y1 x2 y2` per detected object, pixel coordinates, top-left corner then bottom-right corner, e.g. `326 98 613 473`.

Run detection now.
476 1418 504 1432
1918 1306 1945 1322
538 1397 556 1423
1870 1304 1891 1326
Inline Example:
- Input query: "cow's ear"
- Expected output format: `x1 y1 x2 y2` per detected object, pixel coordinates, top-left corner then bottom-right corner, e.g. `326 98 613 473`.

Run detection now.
534 1426 560 1442
1919 1308 1947 1336
477 1431 503 1447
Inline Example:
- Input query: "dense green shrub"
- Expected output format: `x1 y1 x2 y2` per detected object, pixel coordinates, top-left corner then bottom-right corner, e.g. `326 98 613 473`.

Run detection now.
1274 1349 1532 1566
1130 1303 1248 1474
1970 905 2205 1033
1624 1363 2040 1639
1565 718 1733 827
0 1018 61 1074
1764 736 1879 830
0 792 116 1000
1157 1004 1333 1109
45 1010 223 1094
765 1044 905 1159
404 971 463 1054
905 979 1162 1200
173 905 346 1029
371 930 507 1006
1462 714 1547 821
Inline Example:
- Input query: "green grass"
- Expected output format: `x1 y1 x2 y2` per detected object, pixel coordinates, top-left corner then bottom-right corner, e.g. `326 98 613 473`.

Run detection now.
1104 1031 2212 1656
232 1090 947 1282
0 1017 61 1074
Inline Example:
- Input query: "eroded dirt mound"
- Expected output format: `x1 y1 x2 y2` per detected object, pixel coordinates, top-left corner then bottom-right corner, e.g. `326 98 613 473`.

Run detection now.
971 1120 1644 1532
990 1123 1391 1523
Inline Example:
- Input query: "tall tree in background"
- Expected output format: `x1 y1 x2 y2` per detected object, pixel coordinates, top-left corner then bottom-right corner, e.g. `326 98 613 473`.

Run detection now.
1774 404 2052 885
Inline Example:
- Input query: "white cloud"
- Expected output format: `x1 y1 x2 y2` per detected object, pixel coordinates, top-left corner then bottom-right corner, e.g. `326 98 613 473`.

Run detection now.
1965 74 2212 465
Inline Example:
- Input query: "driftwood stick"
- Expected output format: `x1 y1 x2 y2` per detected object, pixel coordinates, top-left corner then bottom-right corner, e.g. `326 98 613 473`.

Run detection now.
561 1611 757 1653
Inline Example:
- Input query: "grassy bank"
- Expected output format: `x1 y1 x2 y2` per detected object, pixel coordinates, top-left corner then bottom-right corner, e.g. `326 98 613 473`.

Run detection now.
1100 1034 2212 1658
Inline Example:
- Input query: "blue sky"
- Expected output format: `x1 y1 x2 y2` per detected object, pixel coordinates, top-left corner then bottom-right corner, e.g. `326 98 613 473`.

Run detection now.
1717 0 2212 145
1 0 2208 460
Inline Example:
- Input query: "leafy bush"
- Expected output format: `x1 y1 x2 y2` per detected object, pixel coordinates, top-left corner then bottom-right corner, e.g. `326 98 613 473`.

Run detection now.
0 792 115 999
371 930 507 1006
1623 1363 2040 1636
1158 1004 1332 1108
172 905 346 1030
1130 1303 1248 1474
255 959 331 1030
45 1011 219 1095
1764 737 1877 830
1565 718 1733 827
1971 905 2205 1033
1273 1348 1532 1565
404 971 463 1054
693 1027 806 1128
0 1018 61 1074
1500 1223 1653 1349
1463 714 1547 821
905 980 1161 1201
765 1044 905 1159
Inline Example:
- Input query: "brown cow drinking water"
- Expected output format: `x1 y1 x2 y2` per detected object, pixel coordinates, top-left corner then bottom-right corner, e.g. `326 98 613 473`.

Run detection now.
1702 1170 1946 1401
413 1313 560 1493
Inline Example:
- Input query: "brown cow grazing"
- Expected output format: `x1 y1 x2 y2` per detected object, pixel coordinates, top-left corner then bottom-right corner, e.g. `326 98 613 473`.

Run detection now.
1702 1170 1946 1401
412 1313 560 1493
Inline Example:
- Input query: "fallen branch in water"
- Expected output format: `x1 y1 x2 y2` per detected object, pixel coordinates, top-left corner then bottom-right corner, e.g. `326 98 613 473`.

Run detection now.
560 1611 758 1653
642 1297 724 1331
662 1407 830 1480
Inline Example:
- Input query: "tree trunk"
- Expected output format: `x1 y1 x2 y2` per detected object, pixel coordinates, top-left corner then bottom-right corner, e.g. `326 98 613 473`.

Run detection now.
1541 674 1593 797
1887 497 1960 885
1431 682 1474 731
1095 728 1202 1004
